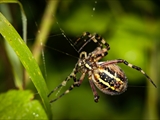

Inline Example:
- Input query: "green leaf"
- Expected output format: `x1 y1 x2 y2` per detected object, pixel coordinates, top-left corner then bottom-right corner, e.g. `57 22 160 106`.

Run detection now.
0 13 51 118
0 90 48 119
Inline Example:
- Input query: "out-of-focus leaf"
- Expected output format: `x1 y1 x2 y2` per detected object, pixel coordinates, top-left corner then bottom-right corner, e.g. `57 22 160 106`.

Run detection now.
0 90 48 119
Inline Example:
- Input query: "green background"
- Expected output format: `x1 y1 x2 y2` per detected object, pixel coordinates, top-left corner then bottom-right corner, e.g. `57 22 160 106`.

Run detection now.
0 0 159 119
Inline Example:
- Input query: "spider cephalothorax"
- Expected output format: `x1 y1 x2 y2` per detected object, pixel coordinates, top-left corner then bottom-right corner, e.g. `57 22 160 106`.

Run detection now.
48 32 157 103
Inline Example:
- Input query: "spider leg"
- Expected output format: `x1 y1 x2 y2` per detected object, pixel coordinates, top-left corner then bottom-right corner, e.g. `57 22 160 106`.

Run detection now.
49 72 86 103
100 59 157 88
49 82 78 103
48 66 78 98
93 47 109 61
74 32 110 54
94 33 110 50
89 33 110 61
89 77 99 103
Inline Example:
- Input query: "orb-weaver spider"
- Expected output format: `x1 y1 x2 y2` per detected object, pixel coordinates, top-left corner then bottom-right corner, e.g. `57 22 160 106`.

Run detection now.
48 32 157 103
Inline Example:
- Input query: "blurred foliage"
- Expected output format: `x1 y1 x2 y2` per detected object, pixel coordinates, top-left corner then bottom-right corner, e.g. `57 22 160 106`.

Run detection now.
0 0 160 120
0 90 48 119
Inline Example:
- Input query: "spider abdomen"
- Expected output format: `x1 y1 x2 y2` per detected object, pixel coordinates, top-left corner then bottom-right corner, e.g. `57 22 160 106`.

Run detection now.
92 64 128 95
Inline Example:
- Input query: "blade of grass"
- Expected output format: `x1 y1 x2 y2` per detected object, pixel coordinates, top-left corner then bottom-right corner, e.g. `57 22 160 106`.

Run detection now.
0 13 51 118
0 0 27 43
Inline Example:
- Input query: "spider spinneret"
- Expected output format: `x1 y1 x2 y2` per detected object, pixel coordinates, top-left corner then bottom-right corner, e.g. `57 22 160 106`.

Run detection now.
48 32 157 103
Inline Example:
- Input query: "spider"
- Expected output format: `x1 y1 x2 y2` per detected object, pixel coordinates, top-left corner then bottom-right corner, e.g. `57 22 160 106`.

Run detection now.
48 32 157 103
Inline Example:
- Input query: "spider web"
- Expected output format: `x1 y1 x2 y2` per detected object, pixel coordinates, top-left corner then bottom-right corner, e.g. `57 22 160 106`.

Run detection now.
23 0 101 98
26 0 98 79
25 0 153 91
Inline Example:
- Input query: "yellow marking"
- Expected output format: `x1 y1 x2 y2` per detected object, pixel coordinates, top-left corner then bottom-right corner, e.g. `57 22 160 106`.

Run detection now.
91 53 95 57
88 34 92 37
99 68 122 83
95 73 115 90
62 81 67 86
110 86 115 90
102 48 107 52
128 63 132 67
89 76 92 80
80 52 87 58
93 38 98 42
85 63 92 70
94 68 124 91
141 70 145 74
65 90 70 94
71 72 76 77
78 62 81 66
101 39 106 44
